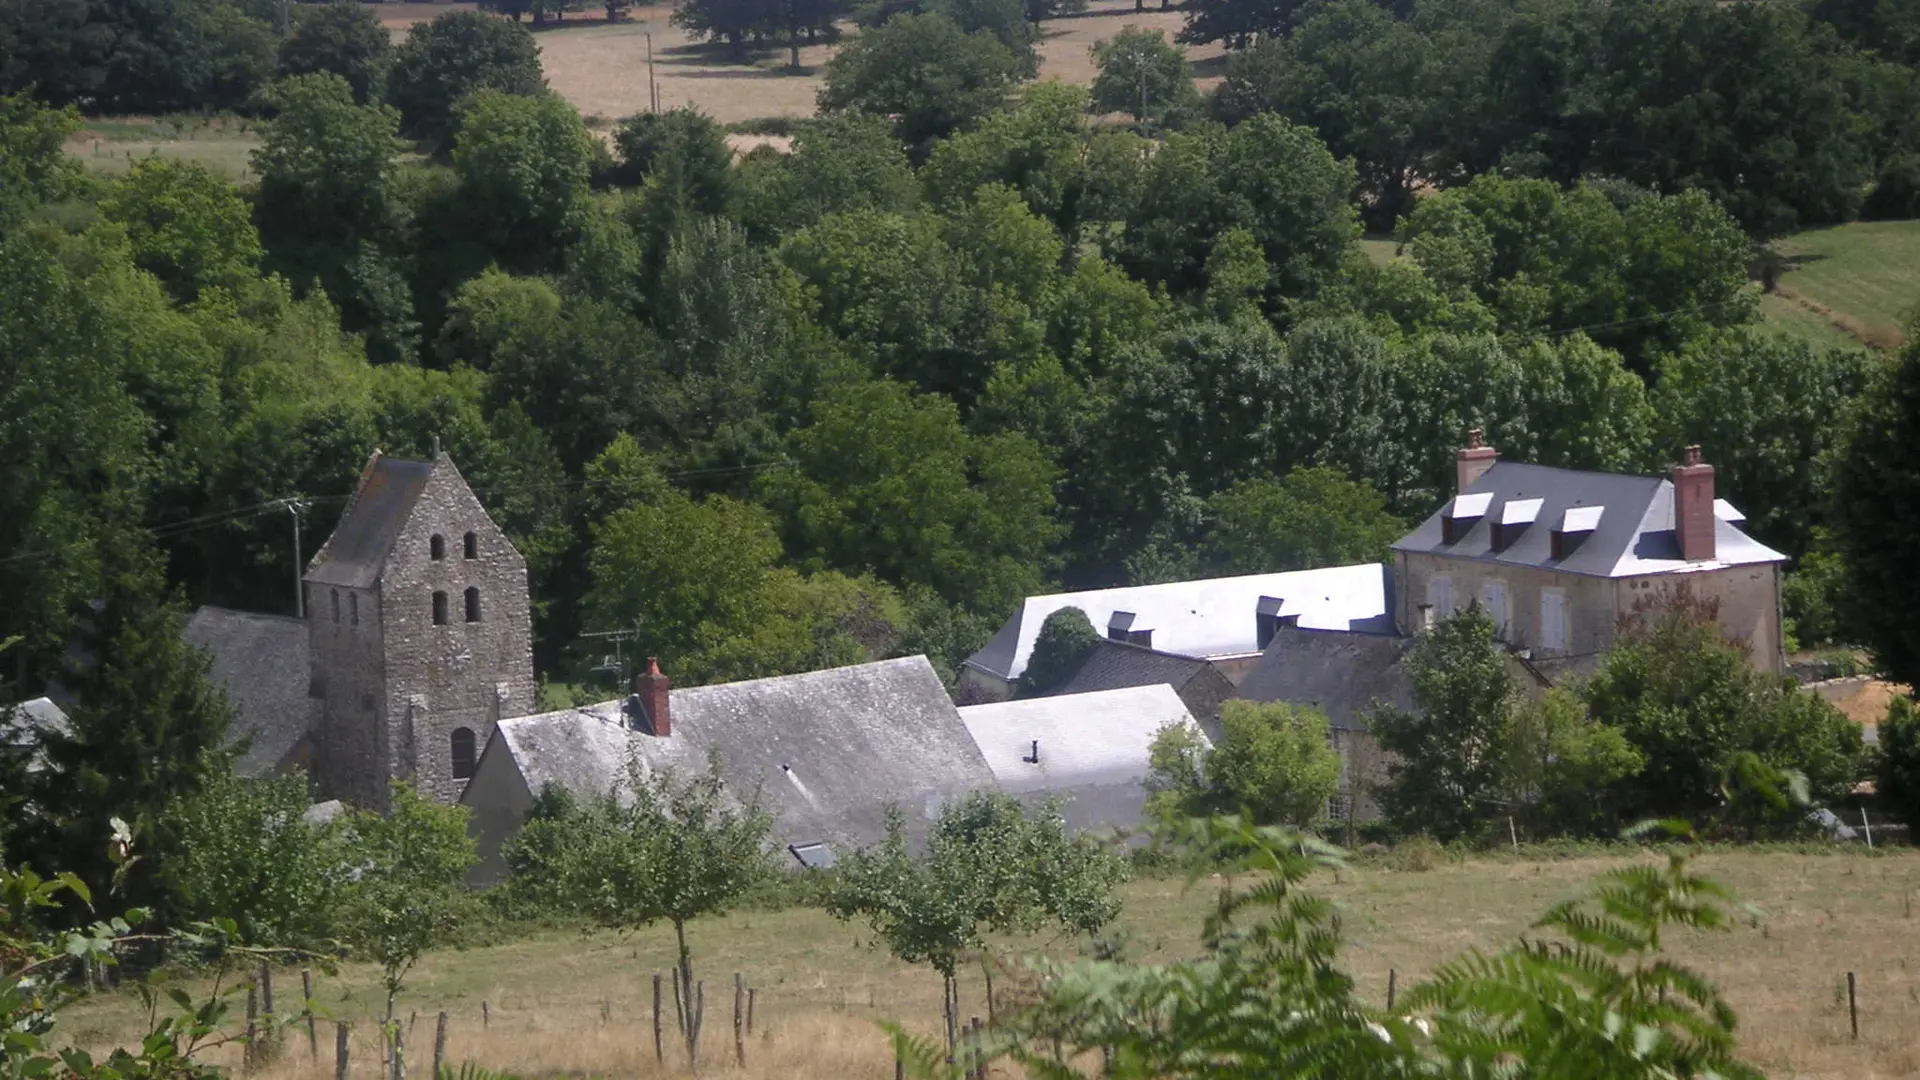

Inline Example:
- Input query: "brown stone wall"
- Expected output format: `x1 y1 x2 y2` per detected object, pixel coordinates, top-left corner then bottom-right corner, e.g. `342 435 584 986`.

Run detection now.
379 459 537 804
1614 565 1784 674
1396 551 1619 659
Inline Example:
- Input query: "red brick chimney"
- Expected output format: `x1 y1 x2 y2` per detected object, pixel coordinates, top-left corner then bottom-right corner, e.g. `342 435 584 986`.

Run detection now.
1672 445 1716 563
631 656 671 737
1456 428 1498 494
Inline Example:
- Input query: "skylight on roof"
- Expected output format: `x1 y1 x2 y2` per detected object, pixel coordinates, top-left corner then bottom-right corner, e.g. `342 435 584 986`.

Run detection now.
789 842 836 869
1561 505 1604 532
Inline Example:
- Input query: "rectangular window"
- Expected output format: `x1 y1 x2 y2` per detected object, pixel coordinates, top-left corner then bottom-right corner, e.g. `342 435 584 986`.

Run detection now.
1541 588 1567 652
1427 574 1454 620
1481 580 1509 639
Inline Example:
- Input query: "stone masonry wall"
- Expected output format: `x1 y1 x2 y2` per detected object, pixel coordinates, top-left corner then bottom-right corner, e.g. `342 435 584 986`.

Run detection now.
378 458 537 804
306 582 389 808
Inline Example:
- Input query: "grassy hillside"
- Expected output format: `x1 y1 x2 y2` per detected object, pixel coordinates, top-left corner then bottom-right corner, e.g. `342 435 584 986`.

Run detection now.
68 117 263 181
58 848 1920 1080
1768 220 1920 350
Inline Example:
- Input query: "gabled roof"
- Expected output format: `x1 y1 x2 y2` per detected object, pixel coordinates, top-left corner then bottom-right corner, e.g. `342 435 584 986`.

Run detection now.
965 564 1391 682
1392 462 1785 578
476 656 996 851
184 606 317 778
1051 639 1238 722
305 454 436 589
1235 626 1417 734
958 684 1206 833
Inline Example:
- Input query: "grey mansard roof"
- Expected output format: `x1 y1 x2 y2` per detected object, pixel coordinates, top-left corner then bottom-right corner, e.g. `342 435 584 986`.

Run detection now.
474 655 997 851
1392 462 1785 578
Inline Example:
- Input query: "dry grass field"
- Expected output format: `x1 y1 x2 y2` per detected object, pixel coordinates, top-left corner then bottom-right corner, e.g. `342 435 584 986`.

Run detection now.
55 849 1920 1079
376 0 1223 125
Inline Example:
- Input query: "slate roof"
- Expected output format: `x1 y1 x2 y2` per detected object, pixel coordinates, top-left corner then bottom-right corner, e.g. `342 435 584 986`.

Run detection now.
965 564 1392 682
184 606 317 778
481 656 997 851
1053 639 1235 722
1234 627 1417 734
3 697 71 772
1392 462 1785 579
305 455 436 589
958 685 1205 834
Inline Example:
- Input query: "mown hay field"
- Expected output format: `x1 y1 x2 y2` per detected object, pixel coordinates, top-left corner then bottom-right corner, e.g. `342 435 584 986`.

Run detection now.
1768 220 1920 350
58 849 1920 1079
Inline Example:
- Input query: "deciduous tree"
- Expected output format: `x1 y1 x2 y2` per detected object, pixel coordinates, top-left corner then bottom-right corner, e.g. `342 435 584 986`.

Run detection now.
818 13 1027 155
1020 606 1100 694
1832 341 1920 689
388 10 545 150
278 1 394 104
1202 467 1401 573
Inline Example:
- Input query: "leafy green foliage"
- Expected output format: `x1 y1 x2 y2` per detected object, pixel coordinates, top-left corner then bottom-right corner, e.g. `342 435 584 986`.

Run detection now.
1019 607 1100 694
388 11 546 150
1832 340 1920 690
1201 467 1401 573
819 13 1028 154
0 93 81 233
1874 695 1920 830
165 766 349 948
100 159 263 304
828 791 1125 1042
279 1 395 105
1209 700 1342 827
1585 594 1864 828
1502 688 1643 838
452 90 596 265
1089 26 1200 129
973 815 1761 1080
525 752 773 1063
1370 606 1515 841
340 783 477 1023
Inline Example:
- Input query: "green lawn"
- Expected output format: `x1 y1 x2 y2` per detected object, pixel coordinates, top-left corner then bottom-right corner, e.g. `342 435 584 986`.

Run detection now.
67 117 265 181
1768 219 1920 349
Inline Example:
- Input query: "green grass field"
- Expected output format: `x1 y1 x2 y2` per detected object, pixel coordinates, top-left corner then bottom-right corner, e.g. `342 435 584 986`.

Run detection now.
55 849 1920 1080
68 117 265 181
1768 219 1920 349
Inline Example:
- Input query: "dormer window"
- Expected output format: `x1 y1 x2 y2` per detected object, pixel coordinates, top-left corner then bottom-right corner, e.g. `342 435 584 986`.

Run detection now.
1550 505 1603 559
1492 498 1543 552
1442 492 1493 544
463 532 477 559
430 534 446 561
1256 595 1285 650
1106 611 1151 647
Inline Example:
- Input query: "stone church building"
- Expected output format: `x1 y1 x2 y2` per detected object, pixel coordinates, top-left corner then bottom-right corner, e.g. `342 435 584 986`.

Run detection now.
191 449 536 809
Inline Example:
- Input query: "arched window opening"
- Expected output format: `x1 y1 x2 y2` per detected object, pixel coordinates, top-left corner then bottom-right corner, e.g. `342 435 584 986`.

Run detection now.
451 727 477 780
331 590 340 624
463 532 478 559
432 591 449 625
464 586 482 623
430 534 446 561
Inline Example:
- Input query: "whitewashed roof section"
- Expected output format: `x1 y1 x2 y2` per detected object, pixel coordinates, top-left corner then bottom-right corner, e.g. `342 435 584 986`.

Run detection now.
965 564 1391 681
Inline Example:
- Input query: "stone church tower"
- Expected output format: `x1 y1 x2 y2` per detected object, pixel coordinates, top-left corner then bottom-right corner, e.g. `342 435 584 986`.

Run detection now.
302 449 536 809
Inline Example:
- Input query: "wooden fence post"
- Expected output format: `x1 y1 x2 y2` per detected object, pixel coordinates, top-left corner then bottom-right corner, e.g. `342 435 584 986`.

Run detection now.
433 1011 449 1077
1848 971 1859 1040
733 973 745 1067
260 963 274 1020
969 1016 982 1080
1387 968 1397 1011
694 981 705 1060
392 1021 405 1080
652 974 664 1065
481 1001 490 1030
245 984 259 1073
303 969 319 1061
746 987 756 1036
335 1022 350 1080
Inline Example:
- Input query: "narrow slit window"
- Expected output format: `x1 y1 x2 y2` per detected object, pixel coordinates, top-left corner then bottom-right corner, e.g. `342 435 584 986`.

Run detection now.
464 586 482 623
430 534 445 561
463 532 477 559
451 727 476 780
432 591 449 625
331 590 340 624
349 592 358 626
